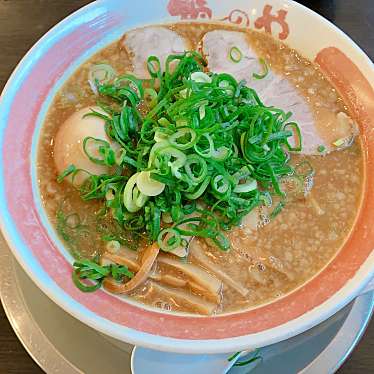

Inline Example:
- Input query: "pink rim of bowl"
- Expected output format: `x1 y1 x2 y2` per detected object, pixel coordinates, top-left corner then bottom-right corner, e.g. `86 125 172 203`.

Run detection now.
0 0 373 354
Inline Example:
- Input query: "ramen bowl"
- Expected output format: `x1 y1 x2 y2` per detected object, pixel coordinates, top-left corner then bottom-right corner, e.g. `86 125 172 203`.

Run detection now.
0 0 373 354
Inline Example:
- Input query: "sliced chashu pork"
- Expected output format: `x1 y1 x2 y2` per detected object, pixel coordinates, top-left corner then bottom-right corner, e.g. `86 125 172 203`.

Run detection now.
121 26 191 79
201 30 355 155
149 282 217 315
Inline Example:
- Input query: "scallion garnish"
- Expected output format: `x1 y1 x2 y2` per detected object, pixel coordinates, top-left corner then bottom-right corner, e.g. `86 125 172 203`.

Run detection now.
72 257 134 293
228 351 241 362
57 164 77 183
88 63 116 83
59 50 306 282
252 57 269 80
229 46 243 63
270 200 285 219
228 349 262 367
333 138 346 147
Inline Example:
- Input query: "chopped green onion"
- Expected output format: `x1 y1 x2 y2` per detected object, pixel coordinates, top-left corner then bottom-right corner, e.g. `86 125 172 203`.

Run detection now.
229 46 243 63
317 145 326 153
232 348 262 367
190 71 212 83
137 171 165 196
154 129 170 143
144 88 158 108
283 122 302 152
151 146 187 178
147 56 162 78
157 228 182 252
72 258 133 292
211 174 231 196
123 173 148 212
210 231 230 252
228 351 241 362
115 74 144 99
57 164 77 183
260 191 273 207
83 137 116 166
252 58 269 80
61 50 306 273
333 138 346 147
185 176 211 199
234 178 257 193
199 104 206 120
88 63 116 85
168 128 197 150
270 201 285 219
184 154 208 184
72 271 103 293
212 146 230 161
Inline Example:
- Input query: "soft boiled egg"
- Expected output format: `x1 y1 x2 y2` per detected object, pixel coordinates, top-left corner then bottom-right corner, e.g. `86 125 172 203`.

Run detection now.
54 106 111 184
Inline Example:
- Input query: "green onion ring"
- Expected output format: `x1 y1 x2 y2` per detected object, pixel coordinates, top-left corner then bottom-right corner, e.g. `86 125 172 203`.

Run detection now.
252 58 269 80
157 228 182 252
229 46 243 63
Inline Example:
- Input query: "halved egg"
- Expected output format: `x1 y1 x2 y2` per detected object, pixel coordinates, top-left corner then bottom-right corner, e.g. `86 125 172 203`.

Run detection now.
54 106 111 184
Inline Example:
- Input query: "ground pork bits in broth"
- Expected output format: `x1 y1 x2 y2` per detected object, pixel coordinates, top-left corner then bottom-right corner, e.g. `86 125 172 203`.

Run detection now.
37 23 364 315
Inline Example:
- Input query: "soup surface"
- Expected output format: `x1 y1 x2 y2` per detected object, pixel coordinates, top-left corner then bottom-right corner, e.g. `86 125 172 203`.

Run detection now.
38 23 364 315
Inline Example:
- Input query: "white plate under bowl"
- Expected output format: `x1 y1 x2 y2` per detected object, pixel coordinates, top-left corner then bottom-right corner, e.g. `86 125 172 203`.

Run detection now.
0 232 372 374
131 290 374 374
